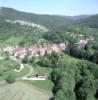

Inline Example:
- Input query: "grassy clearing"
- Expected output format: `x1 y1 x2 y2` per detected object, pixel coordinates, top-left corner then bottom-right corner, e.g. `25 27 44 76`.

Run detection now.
32 64 52 76
63 54 80 63
0 59 19 80
5 36 23 45
16 66 30 77
22 64 53 91
0 82 51 100
0 59 30 81
23 79 53 92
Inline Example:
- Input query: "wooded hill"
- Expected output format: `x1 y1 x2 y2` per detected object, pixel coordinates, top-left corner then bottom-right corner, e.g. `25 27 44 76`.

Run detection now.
0 7 98 29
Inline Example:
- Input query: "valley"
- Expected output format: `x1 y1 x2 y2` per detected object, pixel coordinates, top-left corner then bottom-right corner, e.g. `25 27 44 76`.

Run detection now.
0 6 98 100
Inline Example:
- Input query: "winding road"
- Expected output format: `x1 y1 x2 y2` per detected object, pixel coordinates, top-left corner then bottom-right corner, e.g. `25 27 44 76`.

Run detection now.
20 64 33 78
10 56 46 80
10 56 33 78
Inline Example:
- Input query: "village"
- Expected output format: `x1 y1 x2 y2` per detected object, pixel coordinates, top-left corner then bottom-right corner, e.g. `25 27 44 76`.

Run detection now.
0 43 67 60
0 35 95 81
0 2 97 99
0 34 95 60
0 43 67 80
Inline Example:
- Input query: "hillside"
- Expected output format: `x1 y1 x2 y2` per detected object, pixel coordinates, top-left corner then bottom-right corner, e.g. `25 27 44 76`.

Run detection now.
0 7 98 29
0 17 46 47
78 14 98 28
0 7 74 29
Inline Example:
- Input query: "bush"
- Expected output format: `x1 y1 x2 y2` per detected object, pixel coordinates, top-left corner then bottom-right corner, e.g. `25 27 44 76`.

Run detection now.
5 71 16 83
0 70 3 76
22 55 29 64
16 65 20 70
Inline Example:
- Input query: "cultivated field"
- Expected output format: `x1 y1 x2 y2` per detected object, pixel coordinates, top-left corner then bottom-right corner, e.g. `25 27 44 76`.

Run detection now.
0 82 51 100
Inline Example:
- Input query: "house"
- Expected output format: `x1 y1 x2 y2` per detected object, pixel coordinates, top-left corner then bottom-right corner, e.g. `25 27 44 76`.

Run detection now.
17 52 26 60
2 46 14 52
76 39 88 48
46 45 53 54
58 43 66 51
51 44 60 52
36 73 46 79
79 40 88 45
86 36 94 41
12 48 27 60
28 46 39 57
38 47 46 56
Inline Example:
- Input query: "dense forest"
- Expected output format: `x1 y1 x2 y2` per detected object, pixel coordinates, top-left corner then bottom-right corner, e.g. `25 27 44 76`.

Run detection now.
49 53 98 100
78 14 98 28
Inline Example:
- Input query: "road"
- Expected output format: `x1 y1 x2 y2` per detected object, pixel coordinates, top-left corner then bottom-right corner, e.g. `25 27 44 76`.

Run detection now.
10 56 33 78
10 56 46 80
10 56 21 63
21 64 33 78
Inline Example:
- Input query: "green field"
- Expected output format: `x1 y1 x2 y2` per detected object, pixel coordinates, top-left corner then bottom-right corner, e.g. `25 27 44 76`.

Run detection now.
0 82 51 100
16 66 30 77
0 59 19 80
31 64 52 76
23 80 53 92
23 64 53 91
63 54 80 63
0 59 31 80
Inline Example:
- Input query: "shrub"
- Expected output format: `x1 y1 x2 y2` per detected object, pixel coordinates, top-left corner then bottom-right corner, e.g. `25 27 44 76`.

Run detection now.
0 70 3 76
5 71 16 83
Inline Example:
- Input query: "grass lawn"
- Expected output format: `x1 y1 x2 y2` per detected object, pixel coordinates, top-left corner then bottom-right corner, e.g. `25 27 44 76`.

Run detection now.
23 79 53 92
0 81 51 100
63 54 80 63
0 42 8 48
16 66 30 77
31 64 52 76
5 36 23 45
22 64 53 91
0 60 30 80
0 59 19 80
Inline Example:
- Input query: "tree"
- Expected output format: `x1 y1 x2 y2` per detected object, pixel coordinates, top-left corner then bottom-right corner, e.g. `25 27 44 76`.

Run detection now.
54 89 66 100
29 56 36 63
50 54 76 100
92 51 98 64
19 40 25 47
74 61 98 100
0 70 3 76
22 54 29 63
3 51 9 60
50 55 98 100
5 71 16 83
